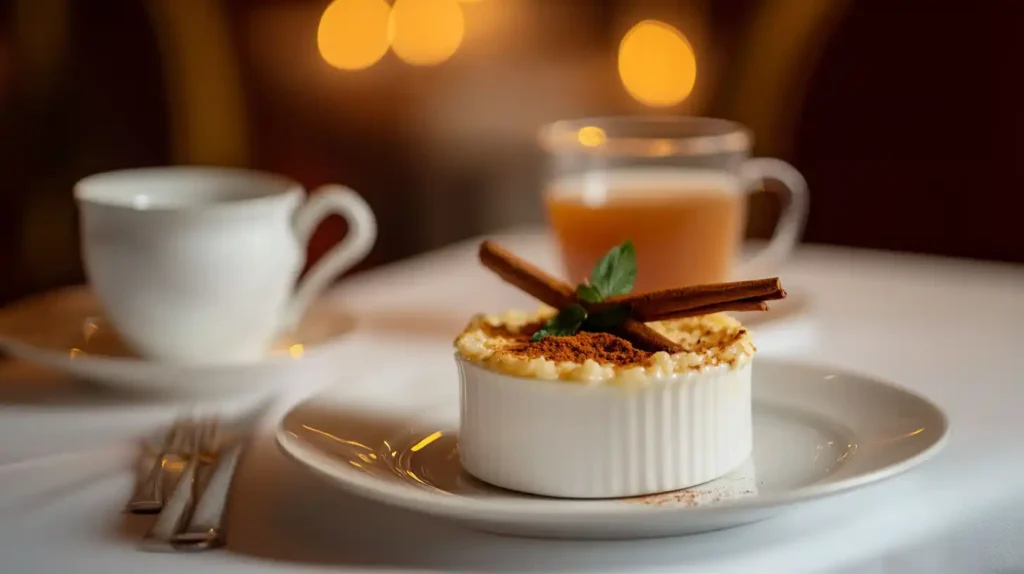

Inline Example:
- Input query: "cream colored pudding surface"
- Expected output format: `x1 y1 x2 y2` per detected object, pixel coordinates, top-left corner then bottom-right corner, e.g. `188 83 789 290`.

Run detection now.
454 308 754 383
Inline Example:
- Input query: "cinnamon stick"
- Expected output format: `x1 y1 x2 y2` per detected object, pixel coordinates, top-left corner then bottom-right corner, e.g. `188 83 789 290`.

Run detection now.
592 278 785 322
479 241 682 353
479 241 575 309
616 319 684 353
640 299 768 322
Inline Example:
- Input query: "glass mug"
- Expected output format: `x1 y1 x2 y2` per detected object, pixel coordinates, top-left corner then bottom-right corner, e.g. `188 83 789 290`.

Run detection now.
539 116 808 292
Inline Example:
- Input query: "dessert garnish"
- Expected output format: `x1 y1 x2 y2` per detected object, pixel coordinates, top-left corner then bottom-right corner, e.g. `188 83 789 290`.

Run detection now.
478 240 786 353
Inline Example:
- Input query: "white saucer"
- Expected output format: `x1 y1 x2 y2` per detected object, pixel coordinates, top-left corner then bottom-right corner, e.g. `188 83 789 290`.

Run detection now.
276 359 949 539
0 286 359 397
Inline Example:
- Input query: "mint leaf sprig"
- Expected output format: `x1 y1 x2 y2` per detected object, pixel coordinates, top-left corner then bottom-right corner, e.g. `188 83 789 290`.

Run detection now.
530 304 587 340
531 241 636 342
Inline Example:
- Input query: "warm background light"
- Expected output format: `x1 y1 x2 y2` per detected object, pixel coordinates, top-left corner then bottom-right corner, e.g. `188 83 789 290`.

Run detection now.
388 0 465 66
317 0 391 70
618 20 697 107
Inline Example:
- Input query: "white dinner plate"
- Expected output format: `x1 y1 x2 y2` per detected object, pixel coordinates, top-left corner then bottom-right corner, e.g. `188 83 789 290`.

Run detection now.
276 359 949 539
0 286 361 397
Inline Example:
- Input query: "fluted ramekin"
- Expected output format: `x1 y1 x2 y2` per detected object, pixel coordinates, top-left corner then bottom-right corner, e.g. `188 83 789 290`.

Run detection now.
456 355 753 499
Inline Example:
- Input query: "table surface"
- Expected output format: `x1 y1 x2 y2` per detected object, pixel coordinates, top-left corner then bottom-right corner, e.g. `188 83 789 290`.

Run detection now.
2 228 1023 574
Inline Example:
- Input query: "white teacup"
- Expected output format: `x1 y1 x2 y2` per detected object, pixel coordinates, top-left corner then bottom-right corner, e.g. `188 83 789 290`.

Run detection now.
75 167 377 364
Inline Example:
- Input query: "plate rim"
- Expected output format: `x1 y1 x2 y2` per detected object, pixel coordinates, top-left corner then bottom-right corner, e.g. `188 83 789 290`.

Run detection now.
275 358 950 523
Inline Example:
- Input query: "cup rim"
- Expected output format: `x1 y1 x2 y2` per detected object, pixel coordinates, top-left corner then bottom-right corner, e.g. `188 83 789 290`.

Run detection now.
538 115 752 157
74 166 304 213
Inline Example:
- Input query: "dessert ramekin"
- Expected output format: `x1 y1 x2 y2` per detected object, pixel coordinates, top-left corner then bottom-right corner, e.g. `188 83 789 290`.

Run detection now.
456 355 753 499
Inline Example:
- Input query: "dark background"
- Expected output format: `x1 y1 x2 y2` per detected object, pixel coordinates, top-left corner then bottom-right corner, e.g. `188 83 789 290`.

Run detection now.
0 0 1020 305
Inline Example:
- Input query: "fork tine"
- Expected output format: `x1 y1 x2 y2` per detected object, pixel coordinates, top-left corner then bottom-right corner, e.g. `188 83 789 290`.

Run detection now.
169 421 189 451
204 419 220 454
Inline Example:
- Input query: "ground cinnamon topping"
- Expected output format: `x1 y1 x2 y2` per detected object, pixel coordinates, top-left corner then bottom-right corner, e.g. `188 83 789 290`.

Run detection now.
506 332 651 366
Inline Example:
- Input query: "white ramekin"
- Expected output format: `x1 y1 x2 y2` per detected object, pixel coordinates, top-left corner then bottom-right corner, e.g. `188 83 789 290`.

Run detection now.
456 356 753 499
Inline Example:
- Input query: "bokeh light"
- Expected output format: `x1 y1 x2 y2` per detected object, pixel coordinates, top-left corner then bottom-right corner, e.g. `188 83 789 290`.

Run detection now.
317 0 391 71
618 20 697 107
577 126 607 147
388 0 465 66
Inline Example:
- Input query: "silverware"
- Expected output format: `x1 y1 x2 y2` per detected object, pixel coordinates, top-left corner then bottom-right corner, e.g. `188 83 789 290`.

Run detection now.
138 420 217 552
173 441 244 549
126 419 191 513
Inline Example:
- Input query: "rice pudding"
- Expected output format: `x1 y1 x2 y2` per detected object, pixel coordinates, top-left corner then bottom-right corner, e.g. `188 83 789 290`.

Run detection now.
455 308 754 384
456 239 783 498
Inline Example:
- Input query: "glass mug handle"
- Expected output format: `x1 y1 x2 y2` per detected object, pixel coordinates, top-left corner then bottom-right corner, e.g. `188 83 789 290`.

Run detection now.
285 185 378 330
734 158 810 279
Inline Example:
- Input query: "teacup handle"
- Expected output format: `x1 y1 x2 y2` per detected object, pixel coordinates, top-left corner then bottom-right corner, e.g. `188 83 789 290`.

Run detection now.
734 158 809 279
285 185 377 330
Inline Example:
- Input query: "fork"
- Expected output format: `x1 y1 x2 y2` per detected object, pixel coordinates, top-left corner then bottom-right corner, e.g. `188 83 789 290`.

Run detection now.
173 440 243 549
125 419 191 513
138 419 218 551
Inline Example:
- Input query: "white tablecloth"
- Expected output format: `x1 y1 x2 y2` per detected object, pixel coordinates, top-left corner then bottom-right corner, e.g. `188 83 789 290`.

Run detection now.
2 229 1023 573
